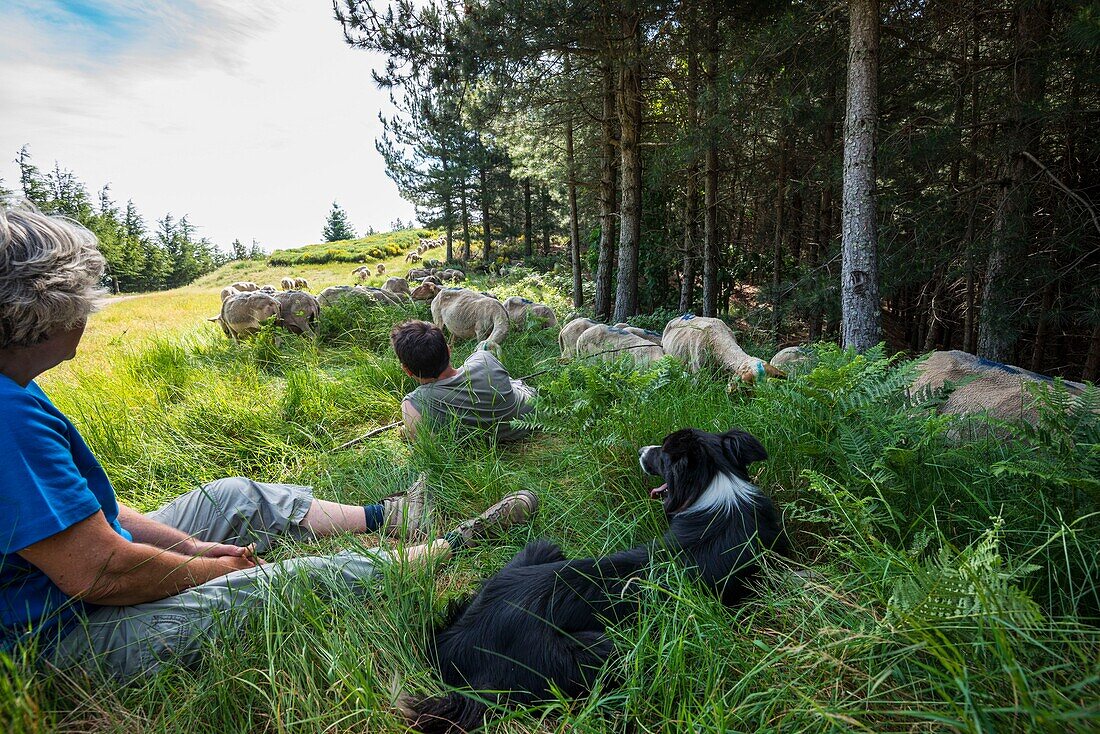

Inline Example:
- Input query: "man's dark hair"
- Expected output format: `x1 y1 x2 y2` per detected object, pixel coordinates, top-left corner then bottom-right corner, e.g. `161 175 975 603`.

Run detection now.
391 320 450 378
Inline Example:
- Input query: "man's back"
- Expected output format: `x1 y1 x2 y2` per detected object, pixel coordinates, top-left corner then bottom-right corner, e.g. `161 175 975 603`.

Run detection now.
405 350 533 441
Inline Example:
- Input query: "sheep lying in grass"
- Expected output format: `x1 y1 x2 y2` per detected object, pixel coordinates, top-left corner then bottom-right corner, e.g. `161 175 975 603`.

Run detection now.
411 282 441 301
614 322 663 346
911 350 1087 423
503 296 558 329
229 281 259 292
382 276 411 297
440 268 465 283
209 291 280 340
662 315 784 383
574 323 666 366
431 288 510 346
273 291 320 336
559 317 599 358
771 346 812 371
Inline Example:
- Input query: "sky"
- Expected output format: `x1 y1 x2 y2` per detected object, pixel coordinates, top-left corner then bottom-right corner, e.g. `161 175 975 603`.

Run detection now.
0 0 417 251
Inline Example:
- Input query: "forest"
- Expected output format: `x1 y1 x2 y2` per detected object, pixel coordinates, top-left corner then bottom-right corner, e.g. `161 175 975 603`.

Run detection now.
336 0 1100 380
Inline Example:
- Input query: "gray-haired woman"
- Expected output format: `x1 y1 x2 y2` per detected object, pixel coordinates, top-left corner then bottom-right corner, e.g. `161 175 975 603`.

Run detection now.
0 203 537 680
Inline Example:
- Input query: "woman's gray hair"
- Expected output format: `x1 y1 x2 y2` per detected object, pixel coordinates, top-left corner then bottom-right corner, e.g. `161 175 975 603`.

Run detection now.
0 201 106 349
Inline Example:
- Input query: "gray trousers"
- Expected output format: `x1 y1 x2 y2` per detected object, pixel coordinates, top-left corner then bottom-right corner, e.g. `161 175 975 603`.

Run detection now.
50 477 389 681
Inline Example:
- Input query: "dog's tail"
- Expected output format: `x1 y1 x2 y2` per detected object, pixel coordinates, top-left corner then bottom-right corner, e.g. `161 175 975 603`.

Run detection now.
402 691 488 734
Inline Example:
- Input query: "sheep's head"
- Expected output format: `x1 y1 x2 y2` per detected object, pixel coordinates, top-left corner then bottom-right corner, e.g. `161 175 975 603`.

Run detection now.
735 359 787 385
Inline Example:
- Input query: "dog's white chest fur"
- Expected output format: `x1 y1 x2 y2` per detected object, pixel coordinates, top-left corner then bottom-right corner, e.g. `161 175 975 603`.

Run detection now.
685 472 759 513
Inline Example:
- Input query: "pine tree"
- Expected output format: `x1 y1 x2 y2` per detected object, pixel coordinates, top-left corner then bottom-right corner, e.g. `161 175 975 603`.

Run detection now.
323 201 357 242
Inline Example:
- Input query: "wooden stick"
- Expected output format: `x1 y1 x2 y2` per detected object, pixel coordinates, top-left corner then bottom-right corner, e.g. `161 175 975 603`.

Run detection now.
335 420 402 450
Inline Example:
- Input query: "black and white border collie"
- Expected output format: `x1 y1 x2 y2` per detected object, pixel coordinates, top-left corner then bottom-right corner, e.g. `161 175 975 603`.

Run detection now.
406 428 789 733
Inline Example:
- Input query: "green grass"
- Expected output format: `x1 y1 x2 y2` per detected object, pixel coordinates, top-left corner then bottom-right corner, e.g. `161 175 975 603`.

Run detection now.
5 261 1099 733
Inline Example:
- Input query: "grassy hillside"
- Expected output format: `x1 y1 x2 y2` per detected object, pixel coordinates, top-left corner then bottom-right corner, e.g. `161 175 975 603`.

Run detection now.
7 254 1099 733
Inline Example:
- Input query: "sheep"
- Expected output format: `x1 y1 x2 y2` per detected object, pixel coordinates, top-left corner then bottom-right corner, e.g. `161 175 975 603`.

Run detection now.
559 317 600 358
910 350 1087 424
771 346 813 371
382 276 411 297
406 252 422 263
502 296 558 329
662 314 785 383
229 281 259 292
259 284 277 294
431 288 510 346
407 267 431 281
440 268 465 283
420 275 443 286
294 277 309 291
357 269 370 281
411 282 441 301
376 263 386 275
208 291 280 340
366 287 407 306
574 324 666 367
280 277 295 291
220 285 240 302
273 290 321 336
613 322 663 346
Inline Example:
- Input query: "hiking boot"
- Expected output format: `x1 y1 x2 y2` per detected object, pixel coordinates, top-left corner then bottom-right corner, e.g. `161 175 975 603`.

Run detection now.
380 473 432 540
449 490 539 546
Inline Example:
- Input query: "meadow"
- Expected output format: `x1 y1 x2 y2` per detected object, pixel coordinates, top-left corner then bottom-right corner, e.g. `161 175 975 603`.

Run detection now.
3 251 1098 734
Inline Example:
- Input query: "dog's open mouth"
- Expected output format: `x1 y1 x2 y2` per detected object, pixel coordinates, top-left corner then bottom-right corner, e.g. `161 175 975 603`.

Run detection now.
649 483 668 500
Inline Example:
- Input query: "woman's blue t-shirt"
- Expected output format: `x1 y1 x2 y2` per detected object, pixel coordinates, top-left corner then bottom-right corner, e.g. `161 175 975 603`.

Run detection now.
0 375 131 650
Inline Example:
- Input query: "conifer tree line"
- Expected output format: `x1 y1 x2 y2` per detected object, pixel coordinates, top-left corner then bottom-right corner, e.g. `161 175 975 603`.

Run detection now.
5 146 261 293
335 0 1100 380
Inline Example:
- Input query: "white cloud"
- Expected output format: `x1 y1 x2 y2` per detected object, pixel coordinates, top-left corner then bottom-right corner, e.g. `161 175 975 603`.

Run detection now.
0 1 416 251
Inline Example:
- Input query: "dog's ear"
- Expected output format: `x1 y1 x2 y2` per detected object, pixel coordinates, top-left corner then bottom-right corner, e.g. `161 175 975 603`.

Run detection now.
661 428 699 460
721 429 768 467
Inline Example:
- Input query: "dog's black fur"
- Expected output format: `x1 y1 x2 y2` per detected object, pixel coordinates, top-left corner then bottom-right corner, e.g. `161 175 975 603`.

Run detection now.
408 428 789 733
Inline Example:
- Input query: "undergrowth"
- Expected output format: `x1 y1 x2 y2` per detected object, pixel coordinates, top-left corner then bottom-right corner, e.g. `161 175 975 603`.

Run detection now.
3 284 1098 733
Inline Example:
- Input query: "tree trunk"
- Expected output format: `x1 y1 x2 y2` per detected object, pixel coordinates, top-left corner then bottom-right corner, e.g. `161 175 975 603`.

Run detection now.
772 135 788 338
840 0 882 352
541 186 551 256
523 178 533 257
441 153 454 263
679 0 699 314
1084 323 1100 382
595 62 617 321
613 13 643 323
480 164 491 263
1030 280 1057 372
701 10 720 318
564 81 583 308
977 0 1052 362
460 178 471 262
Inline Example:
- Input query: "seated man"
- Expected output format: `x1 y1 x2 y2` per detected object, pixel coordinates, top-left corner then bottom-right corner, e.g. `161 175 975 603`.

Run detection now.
0 203 538 681
391 320 536 442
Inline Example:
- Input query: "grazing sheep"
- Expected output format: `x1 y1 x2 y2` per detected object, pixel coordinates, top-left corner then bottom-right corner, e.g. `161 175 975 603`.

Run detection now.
503 296 558 329
229 281 259 292
575 324 665 367
259 284 277 294
382 276 410 297
352 266 369 277
273 290 321 336
410 282 441 301
559 317 600 358
208 291 280 340
280 277 295 291
431 288 510 346
662 315 784 383
357 269 370 281
220 285 240 302
440 268 465 283
771 346 813 371
294 277 309 290
613 322 663 346
376 263 386 275
407 267 431 281
910 350 1087 424
406 252 422 263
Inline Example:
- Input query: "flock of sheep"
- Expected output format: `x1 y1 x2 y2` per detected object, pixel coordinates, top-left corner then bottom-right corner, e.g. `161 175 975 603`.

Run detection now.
209 259 1087 427
404 236 446 263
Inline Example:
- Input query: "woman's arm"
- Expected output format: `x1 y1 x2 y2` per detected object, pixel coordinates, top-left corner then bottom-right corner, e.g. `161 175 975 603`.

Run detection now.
18 511 257 606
